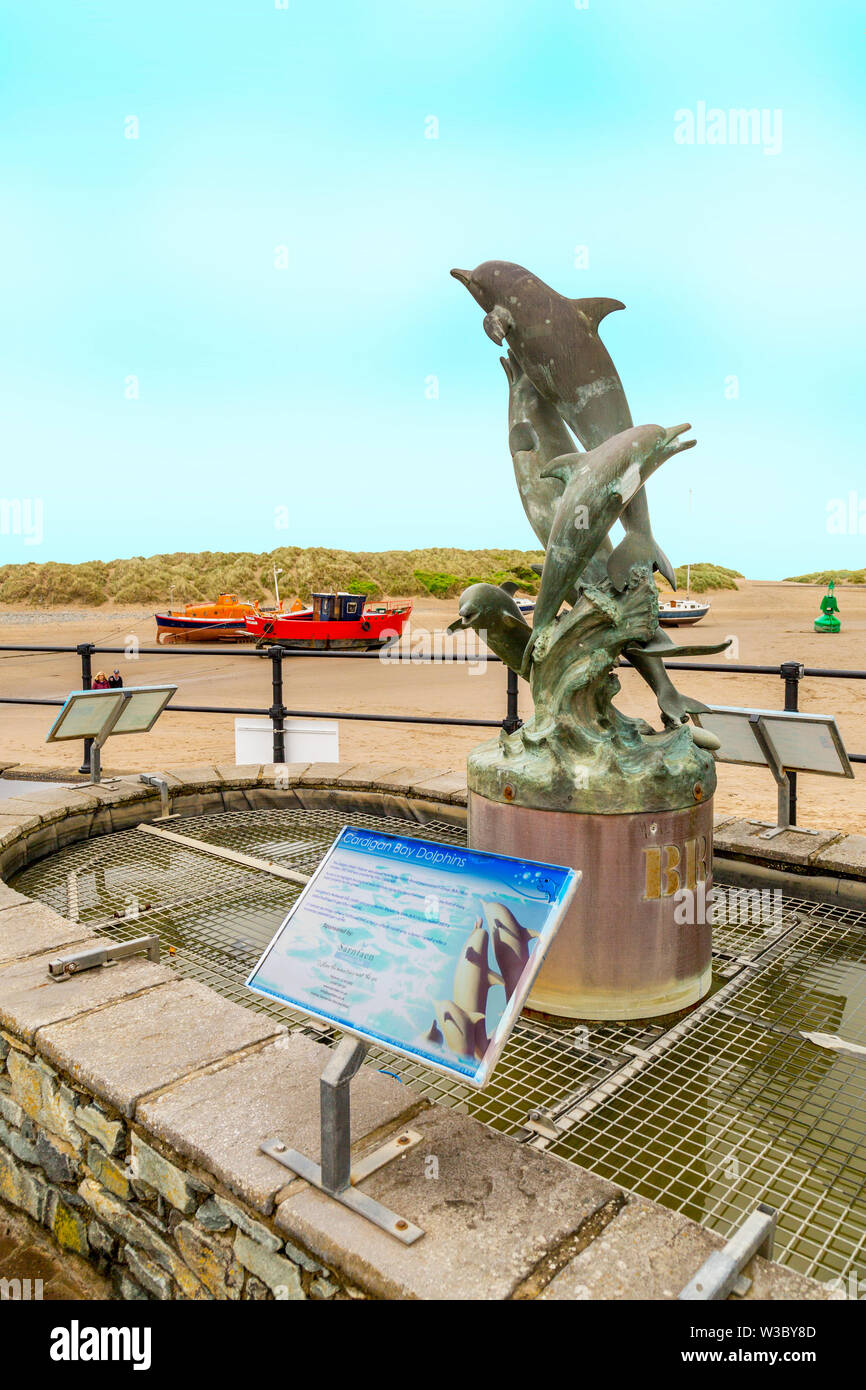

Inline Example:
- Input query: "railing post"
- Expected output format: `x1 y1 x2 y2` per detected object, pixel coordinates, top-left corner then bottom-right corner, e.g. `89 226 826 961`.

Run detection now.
503 666 521 734
269 647 287 763
76 642 95 774
780 660 804 826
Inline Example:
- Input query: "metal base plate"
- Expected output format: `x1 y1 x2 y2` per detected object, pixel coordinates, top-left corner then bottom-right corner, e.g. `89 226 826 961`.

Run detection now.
748 820 822 841
260 1130 424 1245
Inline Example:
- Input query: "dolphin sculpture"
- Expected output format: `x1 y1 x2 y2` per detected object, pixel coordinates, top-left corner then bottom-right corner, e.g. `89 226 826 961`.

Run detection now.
521 423 695 673
451 260 677 588
482 901 538 1001
447 580 531 672
452 918 503 1018
624 625 730 727
502 350 613 592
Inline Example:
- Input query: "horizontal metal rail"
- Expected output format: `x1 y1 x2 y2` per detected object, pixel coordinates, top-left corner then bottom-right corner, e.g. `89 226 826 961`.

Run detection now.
1 644 864 804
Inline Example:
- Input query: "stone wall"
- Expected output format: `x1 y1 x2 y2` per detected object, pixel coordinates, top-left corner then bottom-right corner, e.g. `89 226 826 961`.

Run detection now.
0 763 834 1300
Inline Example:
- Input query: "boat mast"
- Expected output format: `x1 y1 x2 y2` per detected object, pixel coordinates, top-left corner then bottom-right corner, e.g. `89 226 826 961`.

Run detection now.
273 564 283 610
687 489 692 597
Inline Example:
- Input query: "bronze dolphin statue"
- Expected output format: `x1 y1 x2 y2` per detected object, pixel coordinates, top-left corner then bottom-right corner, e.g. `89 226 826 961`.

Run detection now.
451 260 677 588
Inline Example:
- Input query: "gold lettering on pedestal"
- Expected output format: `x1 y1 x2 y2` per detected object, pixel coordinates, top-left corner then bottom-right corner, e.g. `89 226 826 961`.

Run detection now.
662 844 681 897
643 847 661 900
644 837 709 899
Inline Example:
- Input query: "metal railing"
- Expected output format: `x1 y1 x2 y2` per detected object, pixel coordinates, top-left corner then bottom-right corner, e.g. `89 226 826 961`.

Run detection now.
0 642 863 825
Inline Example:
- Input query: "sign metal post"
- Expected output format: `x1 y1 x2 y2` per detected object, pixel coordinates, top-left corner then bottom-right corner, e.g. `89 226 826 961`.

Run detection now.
260 1036 425 1245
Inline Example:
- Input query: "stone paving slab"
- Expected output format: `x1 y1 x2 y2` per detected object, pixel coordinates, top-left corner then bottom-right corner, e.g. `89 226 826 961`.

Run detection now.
714 817 844 867
259 764 311 784
813 833 866 879
0 798 73 828
0 882 31 911
0 942 175 1043
214 765 263 787
370 766 450 794
332 763 406 790
276 1105 621 1300
298 763 358 785
408 772 469 801
138 1033 422 1215
0 901 94 965
0 812 43 846
539 1195 722 1300
37 979 286 1117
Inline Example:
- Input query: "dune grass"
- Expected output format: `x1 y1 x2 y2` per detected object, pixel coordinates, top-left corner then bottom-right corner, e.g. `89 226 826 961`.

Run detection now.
656 563 743 594
785 569 866 585
0 548 546 607
0 548 745 606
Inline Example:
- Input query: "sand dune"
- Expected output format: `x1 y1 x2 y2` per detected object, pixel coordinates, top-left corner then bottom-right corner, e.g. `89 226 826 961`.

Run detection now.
0 580 864 833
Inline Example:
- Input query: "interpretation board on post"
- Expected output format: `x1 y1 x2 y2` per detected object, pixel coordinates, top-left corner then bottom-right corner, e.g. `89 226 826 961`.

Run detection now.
246 826 580 1087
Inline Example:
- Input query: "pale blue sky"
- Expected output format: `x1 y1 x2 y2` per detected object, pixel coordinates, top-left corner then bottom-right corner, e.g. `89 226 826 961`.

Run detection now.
1 0 863 576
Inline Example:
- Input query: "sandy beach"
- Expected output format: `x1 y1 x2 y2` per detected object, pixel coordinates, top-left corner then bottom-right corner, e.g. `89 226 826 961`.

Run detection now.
1 579 864 832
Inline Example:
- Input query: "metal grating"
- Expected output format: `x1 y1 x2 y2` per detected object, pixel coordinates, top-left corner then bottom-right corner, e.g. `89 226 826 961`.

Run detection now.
11 806 866 1287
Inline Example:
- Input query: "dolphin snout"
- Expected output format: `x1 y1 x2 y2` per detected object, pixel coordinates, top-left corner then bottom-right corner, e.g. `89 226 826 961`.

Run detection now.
661 422 696 458
450 268 472 288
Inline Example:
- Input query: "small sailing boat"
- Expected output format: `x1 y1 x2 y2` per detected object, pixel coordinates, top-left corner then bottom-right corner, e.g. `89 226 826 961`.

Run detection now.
658 562 710 627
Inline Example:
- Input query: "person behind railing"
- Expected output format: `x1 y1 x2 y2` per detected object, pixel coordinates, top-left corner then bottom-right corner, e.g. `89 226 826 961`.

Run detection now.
107 668 123 688
92 671 110 689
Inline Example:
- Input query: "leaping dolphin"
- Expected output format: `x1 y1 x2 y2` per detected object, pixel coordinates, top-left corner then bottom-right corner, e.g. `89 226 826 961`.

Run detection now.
451 260 677 588
502 350 613 592
447 580 531 673
522 423 696 673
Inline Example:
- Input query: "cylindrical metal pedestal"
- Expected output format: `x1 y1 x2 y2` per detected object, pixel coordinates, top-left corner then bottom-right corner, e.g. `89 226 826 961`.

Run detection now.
469 792 713 1020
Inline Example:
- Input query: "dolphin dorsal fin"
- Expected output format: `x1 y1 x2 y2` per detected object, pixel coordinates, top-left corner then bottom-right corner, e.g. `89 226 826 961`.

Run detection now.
539 451 582 484
499 581 519 596
574 297 626 332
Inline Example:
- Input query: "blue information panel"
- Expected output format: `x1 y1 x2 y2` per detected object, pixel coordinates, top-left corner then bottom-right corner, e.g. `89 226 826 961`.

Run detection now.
246 826 580 1087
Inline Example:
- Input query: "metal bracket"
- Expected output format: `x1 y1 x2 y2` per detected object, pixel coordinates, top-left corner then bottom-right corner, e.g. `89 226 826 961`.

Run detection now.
259 1035 425 1245
139 774 177 820
678 1204 777 1300
745 716 820 840
48 935 160 980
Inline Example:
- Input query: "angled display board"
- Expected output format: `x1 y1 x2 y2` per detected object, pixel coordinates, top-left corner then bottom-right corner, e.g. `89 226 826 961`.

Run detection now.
47 686 177 741
46 685 177 783
693 705 853 777
247 826 579 1087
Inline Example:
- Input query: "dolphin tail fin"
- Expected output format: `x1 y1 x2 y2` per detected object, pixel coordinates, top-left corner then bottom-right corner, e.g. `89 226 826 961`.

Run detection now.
488 970 504 988
574 297 626 331
654 541 677 590
627 636 732 659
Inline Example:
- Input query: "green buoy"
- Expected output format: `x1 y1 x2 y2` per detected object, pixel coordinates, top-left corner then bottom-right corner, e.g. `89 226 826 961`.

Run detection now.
814 579 841 633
